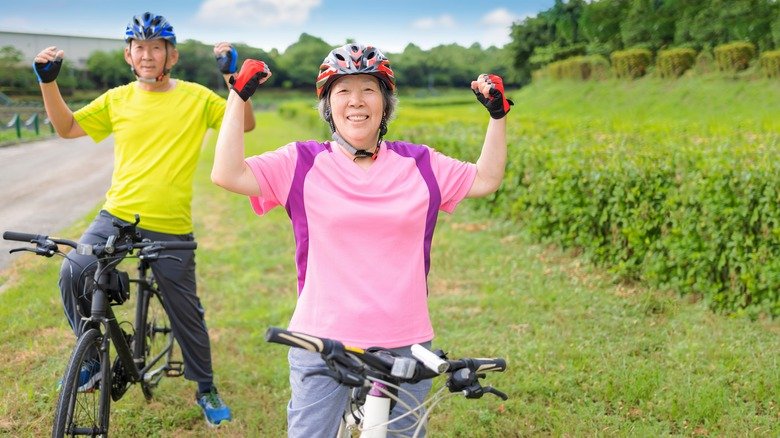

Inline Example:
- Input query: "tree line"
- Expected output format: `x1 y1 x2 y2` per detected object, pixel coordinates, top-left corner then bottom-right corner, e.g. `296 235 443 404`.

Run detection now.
0 33 511 97
1 0 778 97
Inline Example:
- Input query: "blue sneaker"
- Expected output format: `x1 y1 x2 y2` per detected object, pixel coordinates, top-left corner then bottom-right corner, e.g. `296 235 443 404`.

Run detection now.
57 360 101 393
196 388 232 427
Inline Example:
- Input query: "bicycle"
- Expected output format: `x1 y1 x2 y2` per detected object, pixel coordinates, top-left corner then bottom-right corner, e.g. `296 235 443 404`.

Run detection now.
265 326 508 437
3 214 195 437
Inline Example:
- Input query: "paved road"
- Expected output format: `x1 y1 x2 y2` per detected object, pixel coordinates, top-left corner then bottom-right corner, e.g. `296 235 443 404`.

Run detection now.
0 136 114 272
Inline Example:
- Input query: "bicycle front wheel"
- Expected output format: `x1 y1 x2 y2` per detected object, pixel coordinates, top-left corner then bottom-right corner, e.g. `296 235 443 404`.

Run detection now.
138 283 175 401
52 328 111 437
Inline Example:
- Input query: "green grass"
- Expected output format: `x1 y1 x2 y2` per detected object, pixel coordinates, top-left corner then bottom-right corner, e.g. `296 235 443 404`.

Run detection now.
513 76 780 133
0 127 55 145
1 81 779 436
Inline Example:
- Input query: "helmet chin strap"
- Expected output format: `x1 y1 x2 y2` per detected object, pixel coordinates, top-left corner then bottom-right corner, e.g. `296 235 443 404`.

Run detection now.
327 103 387 161
332 131 377 160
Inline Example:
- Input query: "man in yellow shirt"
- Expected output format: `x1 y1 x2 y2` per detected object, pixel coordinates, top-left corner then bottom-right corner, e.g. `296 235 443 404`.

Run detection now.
33 11 252 427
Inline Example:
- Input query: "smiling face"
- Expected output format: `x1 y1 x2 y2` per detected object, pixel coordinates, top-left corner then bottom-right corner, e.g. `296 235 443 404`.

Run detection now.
328 74 384 149
124 39 178 80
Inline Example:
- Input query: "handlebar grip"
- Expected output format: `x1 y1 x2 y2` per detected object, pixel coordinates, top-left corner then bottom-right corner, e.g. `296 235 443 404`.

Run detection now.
3 231 43 242
265 327 338 354
470 358 507 373
155 240 198 250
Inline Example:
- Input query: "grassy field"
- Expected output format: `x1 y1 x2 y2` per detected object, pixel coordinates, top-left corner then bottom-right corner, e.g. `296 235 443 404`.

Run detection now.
1 79 779 436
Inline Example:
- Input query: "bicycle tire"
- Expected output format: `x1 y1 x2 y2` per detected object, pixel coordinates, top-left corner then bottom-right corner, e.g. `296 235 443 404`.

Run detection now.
138 281 175 401
52 328 111 437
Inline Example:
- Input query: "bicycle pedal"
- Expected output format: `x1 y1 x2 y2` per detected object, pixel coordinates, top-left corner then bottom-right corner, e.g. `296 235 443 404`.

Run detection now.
165 360 184 377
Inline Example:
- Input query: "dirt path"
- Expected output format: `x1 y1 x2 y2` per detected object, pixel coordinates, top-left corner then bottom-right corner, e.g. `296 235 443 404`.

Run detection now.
0 136 114 272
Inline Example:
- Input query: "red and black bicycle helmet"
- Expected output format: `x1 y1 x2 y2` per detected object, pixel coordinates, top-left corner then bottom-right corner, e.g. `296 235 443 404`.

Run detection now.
316 43 395 98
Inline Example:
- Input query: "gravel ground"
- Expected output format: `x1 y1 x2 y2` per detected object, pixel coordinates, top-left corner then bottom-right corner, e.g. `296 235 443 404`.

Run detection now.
0 135 114 272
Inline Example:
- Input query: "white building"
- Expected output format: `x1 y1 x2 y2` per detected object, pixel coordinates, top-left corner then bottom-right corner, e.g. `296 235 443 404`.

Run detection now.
0 31 124 68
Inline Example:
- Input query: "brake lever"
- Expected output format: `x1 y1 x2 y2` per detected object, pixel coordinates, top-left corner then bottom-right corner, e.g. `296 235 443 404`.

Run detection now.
484 386 508 400
303 368 339 383
9 246 58 257
156 254 182 262
140 253 182 263
303 367 365 387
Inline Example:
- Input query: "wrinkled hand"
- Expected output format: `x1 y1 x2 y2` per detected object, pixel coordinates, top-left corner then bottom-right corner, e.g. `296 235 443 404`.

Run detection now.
214 42 238 75
230 59 271 101
33 46 65 83
471 74 513 119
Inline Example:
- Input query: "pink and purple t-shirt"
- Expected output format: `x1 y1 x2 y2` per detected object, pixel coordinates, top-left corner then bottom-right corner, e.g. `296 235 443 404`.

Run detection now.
245 140 477 348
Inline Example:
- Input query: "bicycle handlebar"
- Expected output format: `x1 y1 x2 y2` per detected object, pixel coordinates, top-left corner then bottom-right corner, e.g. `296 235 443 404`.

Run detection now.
4 214 197 260
4 231 79 247
4 232 196 255
265 327 508 400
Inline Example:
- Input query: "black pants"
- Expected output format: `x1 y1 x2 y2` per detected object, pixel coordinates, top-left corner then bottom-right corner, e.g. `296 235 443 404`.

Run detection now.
59 210 214 383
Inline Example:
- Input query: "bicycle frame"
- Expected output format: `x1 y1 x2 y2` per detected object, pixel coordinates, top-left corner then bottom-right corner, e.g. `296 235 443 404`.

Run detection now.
130 259 179 388
83 256 178 401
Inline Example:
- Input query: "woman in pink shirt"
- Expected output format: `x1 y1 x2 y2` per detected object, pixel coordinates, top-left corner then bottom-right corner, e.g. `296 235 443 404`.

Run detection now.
211 43 511 437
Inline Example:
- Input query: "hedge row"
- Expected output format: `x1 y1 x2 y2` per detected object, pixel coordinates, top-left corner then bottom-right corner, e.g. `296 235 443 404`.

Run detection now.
397 120 780 319
611 48 653 79
714 42 756 72
760 50 780 78
656 48 697 78
540 41 780 80
541 55 611 81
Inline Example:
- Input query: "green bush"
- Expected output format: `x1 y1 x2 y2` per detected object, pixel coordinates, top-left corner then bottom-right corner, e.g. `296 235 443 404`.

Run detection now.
714 41 756 72
539 55 611 81
610 48 653 79
504 132 780 319
391 105 780 318
656 48 697 78
759 50 780 78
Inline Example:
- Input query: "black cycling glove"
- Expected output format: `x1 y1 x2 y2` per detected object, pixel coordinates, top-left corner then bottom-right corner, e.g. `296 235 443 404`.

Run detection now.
230 59 269 101
33 58 62 83
473 74 513 119
216 46 238 74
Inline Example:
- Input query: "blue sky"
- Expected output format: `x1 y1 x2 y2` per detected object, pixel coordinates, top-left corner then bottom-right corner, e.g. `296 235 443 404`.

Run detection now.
0 0 555 52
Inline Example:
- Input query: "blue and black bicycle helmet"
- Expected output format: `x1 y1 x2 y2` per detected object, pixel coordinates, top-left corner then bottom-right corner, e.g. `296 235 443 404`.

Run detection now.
124 12 176 46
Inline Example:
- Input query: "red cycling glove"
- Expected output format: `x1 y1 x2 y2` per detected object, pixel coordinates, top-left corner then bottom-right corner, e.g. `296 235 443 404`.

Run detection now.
473 74 513 119
230 59 270 101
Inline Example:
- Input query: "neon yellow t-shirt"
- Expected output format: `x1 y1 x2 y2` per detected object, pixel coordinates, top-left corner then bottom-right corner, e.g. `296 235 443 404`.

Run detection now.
74 80 225 234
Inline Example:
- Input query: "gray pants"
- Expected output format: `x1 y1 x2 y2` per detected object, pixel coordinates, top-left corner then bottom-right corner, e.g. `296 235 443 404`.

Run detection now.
287 343 435 437
59 210 214 383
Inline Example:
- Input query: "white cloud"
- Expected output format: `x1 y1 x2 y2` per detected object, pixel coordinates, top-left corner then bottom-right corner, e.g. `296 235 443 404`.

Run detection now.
480 8 518 27
195 0 321 27
474 7 535 48
411 14 455 30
